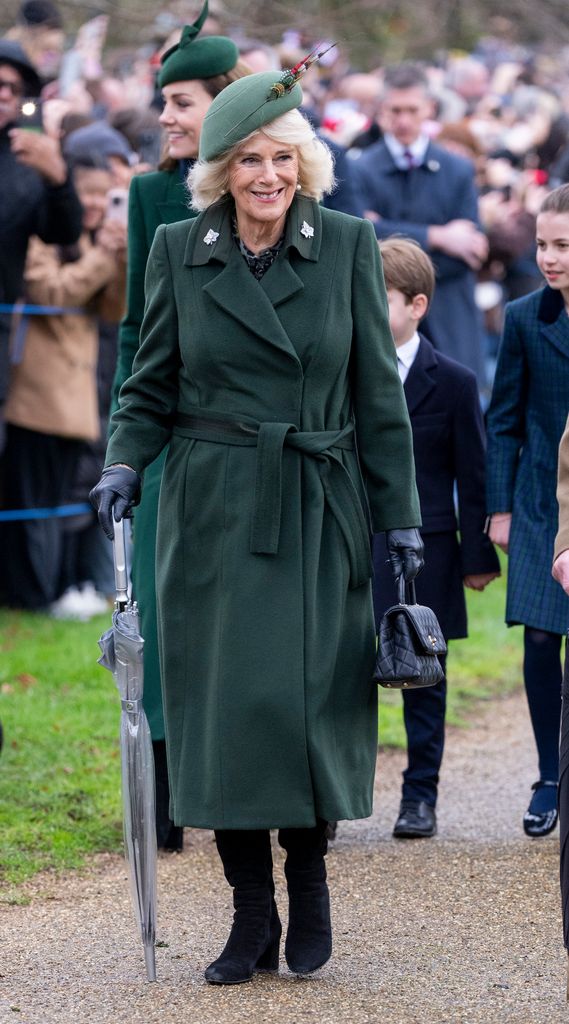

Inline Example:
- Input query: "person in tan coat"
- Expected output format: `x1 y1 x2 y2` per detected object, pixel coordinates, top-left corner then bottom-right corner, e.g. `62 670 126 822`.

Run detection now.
1 160 126 609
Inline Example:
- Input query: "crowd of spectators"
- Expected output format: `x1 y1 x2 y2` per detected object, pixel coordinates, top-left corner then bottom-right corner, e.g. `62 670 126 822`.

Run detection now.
2 0 569 616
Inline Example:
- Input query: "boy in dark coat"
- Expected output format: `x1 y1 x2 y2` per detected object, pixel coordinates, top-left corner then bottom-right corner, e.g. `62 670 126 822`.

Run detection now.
373 237 501 838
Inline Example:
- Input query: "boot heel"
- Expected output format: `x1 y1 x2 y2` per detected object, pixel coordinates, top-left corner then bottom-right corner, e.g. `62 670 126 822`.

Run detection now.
255 927 281 973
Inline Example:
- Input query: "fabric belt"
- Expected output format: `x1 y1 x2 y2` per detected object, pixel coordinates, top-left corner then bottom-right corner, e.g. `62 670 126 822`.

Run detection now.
172 409 372 588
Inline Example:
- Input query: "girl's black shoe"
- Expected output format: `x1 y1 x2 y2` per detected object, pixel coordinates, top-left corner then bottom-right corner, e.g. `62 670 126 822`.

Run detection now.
523 780 558 838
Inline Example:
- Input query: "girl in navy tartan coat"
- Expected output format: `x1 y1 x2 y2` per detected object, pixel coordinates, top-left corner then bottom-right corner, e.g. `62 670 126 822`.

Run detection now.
487 184 569 839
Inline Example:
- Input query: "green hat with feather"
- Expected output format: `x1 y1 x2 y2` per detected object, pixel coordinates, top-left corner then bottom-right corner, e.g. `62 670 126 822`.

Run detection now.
199 44 335 162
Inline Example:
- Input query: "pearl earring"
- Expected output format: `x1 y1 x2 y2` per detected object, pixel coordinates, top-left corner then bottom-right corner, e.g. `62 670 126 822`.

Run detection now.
296 182 302 191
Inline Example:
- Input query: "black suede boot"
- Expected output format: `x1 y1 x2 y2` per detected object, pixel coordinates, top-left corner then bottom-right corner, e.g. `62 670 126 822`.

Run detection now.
278 819 332 975
205 829 282 985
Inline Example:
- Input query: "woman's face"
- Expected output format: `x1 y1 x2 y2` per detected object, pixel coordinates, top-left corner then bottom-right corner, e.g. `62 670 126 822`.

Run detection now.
159 79 213 160
536 210 569 291
228 134 299 232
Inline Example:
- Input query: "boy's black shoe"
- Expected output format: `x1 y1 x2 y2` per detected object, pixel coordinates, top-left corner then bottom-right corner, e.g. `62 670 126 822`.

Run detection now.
393 800 437 839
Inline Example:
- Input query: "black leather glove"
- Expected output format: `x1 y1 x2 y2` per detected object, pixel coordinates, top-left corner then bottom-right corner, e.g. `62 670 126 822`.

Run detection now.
385 527 424 583
89 465 141 541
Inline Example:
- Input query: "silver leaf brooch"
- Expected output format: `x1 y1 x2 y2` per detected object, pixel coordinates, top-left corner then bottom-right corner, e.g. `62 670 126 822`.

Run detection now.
300 221 314 239
203 229 219 245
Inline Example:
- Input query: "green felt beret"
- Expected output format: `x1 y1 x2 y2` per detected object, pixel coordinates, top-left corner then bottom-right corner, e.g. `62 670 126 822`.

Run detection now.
199 70 303 162
158 0 238 88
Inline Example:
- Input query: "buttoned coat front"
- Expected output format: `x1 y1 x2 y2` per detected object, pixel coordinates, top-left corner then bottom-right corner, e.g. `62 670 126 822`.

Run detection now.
106 195 420 829
373 336 500 640
487 286 569 634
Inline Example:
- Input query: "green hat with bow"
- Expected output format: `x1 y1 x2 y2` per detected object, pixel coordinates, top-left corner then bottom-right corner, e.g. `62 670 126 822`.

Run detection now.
158 0 239 88
199 44 335 162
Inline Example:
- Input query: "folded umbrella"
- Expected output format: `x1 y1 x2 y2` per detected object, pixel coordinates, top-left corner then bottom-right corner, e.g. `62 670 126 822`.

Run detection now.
98 517 157 982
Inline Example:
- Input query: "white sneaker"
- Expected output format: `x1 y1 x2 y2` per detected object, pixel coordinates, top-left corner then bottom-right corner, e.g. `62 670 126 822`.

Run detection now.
49 586 91 621
78 582 110 617
49 583 109 621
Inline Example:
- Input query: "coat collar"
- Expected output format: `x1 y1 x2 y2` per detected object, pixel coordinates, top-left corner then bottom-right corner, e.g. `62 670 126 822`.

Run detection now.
538 284 565 323
185 195 323 367
404 333 438 414
537 285 569 358
185 193 322 268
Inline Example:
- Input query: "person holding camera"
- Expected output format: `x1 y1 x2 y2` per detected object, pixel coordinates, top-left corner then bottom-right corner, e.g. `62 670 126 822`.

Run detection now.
2 155 126 611
0 39 82 455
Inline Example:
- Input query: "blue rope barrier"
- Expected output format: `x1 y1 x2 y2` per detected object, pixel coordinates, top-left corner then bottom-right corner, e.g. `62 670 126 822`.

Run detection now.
1 302 84 364
0 502 93 522
0 303 83 315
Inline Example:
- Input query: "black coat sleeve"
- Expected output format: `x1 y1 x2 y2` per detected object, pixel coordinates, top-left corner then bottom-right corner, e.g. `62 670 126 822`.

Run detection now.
35 175 83 246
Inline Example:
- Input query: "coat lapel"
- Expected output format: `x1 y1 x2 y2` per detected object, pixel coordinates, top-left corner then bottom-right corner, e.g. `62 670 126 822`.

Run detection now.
538 286 569 359
204 247 303 363
186 195 322 364
259 197 321 308
404 335 438 414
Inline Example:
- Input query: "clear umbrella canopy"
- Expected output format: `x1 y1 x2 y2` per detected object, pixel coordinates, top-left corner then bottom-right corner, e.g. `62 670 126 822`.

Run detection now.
98 518 157 982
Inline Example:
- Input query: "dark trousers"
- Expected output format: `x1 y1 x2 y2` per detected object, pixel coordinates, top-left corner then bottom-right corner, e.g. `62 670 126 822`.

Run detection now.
401 652 447 807
0 424 82 608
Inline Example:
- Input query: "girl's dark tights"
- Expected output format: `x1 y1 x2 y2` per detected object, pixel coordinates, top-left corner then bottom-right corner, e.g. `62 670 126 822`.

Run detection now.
523 627 563 781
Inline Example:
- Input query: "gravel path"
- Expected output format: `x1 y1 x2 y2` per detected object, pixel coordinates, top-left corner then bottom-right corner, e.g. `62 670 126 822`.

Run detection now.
1 689 567 1024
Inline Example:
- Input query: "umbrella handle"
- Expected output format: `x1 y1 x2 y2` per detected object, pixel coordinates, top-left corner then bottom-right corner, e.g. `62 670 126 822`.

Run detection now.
113 517 130 607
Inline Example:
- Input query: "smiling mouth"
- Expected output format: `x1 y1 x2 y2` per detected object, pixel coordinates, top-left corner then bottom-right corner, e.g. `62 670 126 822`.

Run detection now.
251 189 284 202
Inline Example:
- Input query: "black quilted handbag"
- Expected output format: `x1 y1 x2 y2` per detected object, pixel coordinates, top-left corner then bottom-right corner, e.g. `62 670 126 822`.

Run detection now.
373 578 447 689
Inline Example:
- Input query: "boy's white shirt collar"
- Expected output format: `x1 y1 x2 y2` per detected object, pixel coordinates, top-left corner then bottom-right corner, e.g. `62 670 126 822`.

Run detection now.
396 331 421 383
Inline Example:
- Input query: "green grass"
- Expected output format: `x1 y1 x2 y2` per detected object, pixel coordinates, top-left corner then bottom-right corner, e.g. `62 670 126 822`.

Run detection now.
0 560 522 896
379 558 523 746
0 610 123 899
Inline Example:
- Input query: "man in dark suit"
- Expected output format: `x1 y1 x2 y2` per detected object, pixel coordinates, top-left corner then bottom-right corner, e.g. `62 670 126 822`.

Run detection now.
374 238 500 837
351 64 489 391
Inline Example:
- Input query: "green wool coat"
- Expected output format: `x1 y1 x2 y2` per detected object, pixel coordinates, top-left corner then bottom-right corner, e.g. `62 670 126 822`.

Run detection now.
112 167 195 740
106 194 421 829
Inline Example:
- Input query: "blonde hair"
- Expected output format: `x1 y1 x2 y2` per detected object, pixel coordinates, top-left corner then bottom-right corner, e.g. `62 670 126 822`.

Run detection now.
188 108 335 211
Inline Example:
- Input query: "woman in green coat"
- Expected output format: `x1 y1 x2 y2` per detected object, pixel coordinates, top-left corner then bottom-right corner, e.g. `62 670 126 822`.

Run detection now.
111 1 250 850
92 68 422 984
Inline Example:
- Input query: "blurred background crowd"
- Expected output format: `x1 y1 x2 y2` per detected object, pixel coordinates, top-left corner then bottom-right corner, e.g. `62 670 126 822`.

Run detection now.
1 0 569 619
